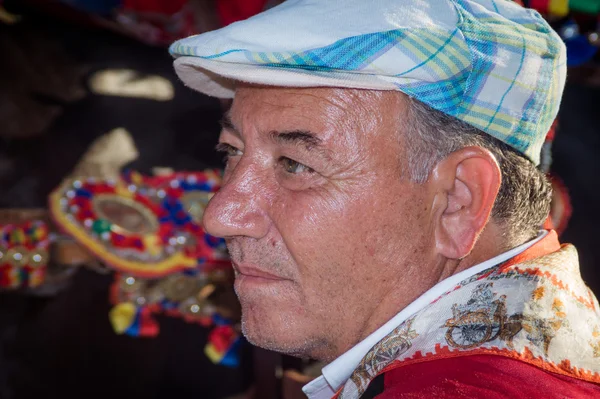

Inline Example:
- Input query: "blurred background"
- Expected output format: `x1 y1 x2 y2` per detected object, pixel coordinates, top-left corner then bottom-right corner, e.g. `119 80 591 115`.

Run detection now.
0 0 598 398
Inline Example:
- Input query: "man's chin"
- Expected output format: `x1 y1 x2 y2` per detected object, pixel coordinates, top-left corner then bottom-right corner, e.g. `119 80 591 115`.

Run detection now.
239 307 324 358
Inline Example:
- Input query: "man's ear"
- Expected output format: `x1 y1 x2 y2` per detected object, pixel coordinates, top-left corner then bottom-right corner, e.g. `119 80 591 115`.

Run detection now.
429 146 501 260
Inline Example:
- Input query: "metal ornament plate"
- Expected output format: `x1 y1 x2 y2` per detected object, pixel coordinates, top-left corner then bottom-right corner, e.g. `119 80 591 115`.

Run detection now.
162 275 200 302
92 195 159 235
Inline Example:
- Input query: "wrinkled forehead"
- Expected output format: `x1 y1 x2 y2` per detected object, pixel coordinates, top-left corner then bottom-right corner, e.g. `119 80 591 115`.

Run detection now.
229 85 408 142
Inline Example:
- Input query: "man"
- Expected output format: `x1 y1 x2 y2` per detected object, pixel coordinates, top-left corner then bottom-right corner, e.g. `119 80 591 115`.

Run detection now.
170 0 600 397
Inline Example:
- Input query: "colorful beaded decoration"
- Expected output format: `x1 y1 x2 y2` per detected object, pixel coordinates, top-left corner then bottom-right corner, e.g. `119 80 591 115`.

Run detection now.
109 267 236 331
50 170 241 366
108 269 242 367
0 221 50 289
49 170 229 277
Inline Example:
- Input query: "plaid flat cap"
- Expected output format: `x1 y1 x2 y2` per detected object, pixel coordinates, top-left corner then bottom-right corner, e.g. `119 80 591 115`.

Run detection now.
170 0 566 165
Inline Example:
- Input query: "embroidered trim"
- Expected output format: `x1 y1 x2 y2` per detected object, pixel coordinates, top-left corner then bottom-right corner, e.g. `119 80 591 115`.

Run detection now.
508 266 596 309
380 344 600 384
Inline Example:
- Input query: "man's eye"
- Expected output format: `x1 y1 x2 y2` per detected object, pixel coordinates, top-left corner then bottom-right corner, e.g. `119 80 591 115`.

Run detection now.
280 157 314 174
215 143 242 160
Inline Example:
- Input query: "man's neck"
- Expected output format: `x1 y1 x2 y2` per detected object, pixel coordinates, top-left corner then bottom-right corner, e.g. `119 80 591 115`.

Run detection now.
341 224 522 359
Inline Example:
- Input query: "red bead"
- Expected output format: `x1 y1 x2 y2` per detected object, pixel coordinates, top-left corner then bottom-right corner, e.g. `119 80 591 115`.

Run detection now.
97 185 115 194
166 187 184 199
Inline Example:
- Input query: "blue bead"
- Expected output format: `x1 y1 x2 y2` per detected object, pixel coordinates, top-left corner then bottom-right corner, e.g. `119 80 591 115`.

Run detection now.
212 313 231 326
182 269 197 276
75 189 92 198
205 235 224 248
162 198 183 212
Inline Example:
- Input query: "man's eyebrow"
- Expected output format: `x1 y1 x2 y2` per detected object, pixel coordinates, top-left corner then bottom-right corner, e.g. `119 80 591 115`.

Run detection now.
219 114 330 158
271 130 322 148
271 130 333 161
219 112 241 136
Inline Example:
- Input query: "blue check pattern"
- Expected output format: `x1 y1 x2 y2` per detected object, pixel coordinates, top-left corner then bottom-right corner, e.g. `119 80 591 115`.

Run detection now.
170 0 566 164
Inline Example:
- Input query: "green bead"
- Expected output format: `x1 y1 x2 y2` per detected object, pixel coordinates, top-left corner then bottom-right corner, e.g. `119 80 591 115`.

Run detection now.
92 219 112 234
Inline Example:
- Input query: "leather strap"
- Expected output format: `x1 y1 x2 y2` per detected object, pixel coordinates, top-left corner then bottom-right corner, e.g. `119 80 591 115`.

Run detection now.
51 236 96 267
0 208 50 225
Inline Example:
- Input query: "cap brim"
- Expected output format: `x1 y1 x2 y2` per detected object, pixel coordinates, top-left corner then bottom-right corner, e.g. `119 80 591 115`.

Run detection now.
173 56 400 99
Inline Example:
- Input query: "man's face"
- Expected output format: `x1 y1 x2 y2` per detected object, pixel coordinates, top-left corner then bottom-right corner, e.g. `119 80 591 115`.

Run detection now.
203 86 432 360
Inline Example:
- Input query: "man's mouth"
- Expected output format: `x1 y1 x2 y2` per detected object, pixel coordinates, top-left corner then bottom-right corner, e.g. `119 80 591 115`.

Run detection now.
232 261 286 281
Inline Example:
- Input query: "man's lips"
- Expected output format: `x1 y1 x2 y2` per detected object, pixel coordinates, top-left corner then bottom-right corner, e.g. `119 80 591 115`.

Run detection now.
232 262 286 281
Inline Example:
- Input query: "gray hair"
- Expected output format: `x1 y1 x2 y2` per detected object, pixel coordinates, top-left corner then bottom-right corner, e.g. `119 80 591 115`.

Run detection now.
403 97 552 245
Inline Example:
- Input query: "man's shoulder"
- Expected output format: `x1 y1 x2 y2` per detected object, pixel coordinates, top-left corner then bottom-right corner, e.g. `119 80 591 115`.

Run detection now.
369 354 600 398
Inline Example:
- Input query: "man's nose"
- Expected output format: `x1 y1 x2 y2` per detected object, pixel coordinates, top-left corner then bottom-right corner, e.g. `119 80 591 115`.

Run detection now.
202 161 271 239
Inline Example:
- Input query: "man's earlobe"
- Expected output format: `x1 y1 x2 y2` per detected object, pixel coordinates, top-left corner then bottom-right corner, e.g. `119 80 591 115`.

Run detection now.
429 147 501 260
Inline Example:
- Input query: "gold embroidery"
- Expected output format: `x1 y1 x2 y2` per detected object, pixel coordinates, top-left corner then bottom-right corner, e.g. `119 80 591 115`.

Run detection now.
590 326 600 358
444 283 523 349
347 317 418 397
552 298 567 318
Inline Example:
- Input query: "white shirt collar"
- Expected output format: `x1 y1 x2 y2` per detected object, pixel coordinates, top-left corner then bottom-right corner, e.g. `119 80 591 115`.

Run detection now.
302 230 549 399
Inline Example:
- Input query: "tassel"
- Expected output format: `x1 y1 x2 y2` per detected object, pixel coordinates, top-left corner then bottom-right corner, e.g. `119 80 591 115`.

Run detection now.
137 306 160 337
204 325 241 367
109 302 137 335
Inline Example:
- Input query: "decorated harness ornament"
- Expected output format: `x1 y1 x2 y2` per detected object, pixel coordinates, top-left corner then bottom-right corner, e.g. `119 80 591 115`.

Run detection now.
49 170 242 367
0 220 49 289
49 169 228 277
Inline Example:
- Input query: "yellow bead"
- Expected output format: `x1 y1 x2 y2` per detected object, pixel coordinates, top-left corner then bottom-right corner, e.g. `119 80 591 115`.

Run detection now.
10 229 25 245
142 235 162 257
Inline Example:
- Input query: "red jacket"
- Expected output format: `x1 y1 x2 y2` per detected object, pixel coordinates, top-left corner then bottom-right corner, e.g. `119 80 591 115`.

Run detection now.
361 355 600 398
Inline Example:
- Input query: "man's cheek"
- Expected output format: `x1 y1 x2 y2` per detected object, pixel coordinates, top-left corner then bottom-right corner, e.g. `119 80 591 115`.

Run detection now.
283 187 351 224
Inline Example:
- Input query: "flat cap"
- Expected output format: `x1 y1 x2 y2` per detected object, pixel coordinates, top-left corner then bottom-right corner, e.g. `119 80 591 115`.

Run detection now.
170 0 566 165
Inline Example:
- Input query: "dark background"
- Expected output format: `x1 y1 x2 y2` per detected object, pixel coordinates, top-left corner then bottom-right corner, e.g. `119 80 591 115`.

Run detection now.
0 7 252 399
